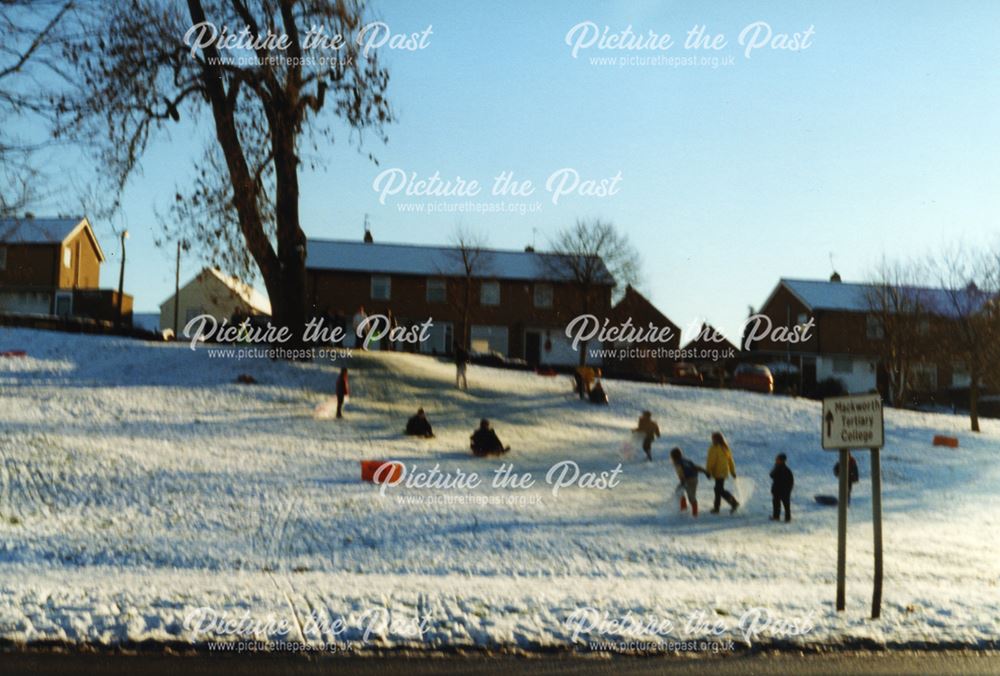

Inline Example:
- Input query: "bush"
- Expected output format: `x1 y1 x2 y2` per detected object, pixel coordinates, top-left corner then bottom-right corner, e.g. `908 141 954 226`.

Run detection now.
810 377 847 399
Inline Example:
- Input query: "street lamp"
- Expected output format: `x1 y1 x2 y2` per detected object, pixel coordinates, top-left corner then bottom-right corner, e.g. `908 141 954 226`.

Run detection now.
116 229 129 329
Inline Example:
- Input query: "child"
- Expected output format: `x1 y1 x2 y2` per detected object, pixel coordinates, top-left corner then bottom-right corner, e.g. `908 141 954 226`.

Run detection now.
335 367 349 419
670 447 710 517
405 408 434 438
470 419 510 457
634 411 661 462
588 379 609 405
706 431 739 514
770 453 794 522
833 453 860 505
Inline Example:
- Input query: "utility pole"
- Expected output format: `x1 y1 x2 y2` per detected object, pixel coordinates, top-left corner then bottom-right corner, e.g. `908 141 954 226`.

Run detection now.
116 230 129 329
173 240 181 337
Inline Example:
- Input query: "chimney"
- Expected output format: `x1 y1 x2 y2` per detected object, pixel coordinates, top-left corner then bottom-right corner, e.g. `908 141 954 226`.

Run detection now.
363 213 373 243
830 271 842 283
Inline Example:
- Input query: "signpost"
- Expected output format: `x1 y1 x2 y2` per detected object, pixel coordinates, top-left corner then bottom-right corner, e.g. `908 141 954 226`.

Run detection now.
821 393 885 618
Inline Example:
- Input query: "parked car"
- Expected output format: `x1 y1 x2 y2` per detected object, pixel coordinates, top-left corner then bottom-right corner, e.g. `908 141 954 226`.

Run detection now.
670 362 704 387
732 363 774 394
698 364 729 388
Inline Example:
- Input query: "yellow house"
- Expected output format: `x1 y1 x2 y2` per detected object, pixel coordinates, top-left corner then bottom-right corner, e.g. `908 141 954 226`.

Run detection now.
159 267 271 336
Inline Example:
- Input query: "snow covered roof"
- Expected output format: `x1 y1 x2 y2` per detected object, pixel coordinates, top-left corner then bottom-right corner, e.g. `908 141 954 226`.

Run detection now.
204 268 272 315
0 216 105 260
778 278 989 316
306 238 614 284
161 267 271 315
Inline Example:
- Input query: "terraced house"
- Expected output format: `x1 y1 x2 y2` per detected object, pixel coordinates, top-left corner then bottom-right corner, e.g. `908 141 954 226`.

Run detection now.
304 235 614 366
751 274 988 400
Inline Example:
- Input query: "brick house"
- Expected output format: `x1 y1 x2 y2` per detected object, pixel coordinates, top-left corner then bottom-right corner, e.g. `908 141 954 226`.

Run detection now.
750 276 973 397
602 285 680 380
304 237 613 366
0 216 132 323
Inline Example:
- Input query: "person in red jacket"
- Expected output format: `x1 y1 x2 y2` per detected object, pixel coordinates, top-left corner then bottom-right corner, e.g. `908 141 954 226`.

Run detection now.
335 367 349 419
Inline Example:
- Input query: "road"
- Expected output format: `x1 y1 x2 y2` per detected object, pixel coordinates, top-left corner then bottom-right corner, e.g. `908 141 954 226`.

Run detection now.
2 652 999 675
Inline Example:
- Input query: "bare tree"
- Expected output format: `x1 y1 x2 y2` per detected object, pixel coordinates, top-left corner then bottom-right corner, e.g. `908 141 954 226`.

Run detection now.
54 0 392 340
863 257 933 407
546 218 639 365
0 0 74 217
445 226 492 353
926 246 1000 432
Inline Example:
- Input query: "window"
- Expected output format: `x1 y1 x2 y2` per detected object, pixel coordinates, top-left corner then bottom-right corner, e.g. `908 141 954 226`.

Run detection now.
480 280 500 306
866 315 884 340
832 357 853 374
917 318 930 336
54 291 73 317
63 247 72 268
371 275 391 300
951 361 971 388
0 246 6 271
533 283 553 308
797 312 809 325
426 278 446 303
910 363 938 392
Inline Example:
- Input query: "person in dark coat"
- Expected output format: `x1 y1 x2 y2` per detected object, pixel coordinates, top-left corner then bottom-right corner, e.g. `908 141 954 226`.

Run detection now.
470 419 509 456
670 447 710 517
770 453 794 522
406 408 434 438
589 379 609 405
335 367 349 419
455 344 469 390
834 453 860 504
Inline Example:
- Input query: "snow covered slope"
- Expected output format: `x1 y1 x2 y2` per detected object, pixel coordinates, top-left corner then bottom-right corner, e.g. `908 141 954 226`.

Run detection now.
0 328 997 650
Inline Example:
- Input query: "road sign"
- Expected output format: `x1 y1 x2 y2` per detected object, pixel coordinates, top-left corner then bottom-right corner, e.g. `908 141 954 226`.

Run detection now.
821 393 885 619
822 393 884 450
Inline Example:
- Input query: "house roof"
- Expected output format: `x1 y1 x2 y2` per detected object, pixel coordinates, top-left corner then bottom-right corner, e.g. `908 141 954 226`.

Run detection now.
681 322 737 352
775 278 989 317
305 238 614 284
205 268 272 315
160 267 271 315
0 216 105 261
611 285 679 329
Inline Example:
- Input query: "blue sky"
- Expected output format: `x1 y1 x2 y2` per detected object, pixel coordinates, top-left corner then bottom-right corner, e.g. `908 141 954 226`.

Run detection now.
17 1 1000 341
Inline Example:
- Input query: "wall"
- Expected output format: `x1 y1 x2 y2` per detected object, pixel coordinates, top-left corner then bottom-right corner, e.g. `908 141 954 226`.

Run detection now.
73 289 133 324
816 354 878 393
57 227 102 289
750 283 818 354
0 289 52 314
306 268 612 359
160 273 258 335
0 244 58 287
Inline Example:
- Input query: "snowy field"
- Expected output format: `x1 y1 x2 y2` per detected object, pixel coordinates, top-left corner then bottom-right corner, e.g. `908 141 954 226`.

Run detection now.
0 328 997 652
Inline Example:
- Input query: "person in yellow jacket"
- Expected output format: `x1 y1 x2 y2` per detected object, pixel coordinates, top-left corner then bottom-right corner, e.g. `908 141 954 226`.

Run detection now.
634 410 661 462
706 431 740 514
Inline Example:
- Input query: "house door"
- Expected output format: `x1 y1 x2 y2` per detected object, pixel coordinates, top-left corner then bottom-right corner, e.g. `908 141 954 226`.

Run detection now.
54 291 73 318
524 330 541 366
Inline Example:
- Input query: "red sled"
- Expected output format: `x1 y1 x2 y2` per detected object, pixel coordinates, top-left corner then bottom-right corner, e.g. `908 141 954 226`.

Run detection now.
1 350 27 358
360 460 403 484
933 435 959 448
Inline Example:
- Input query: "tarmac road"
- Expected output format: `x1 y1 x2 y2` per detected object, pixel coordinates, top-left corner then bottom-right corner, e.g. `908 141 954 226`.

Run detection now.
2 651 999 676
